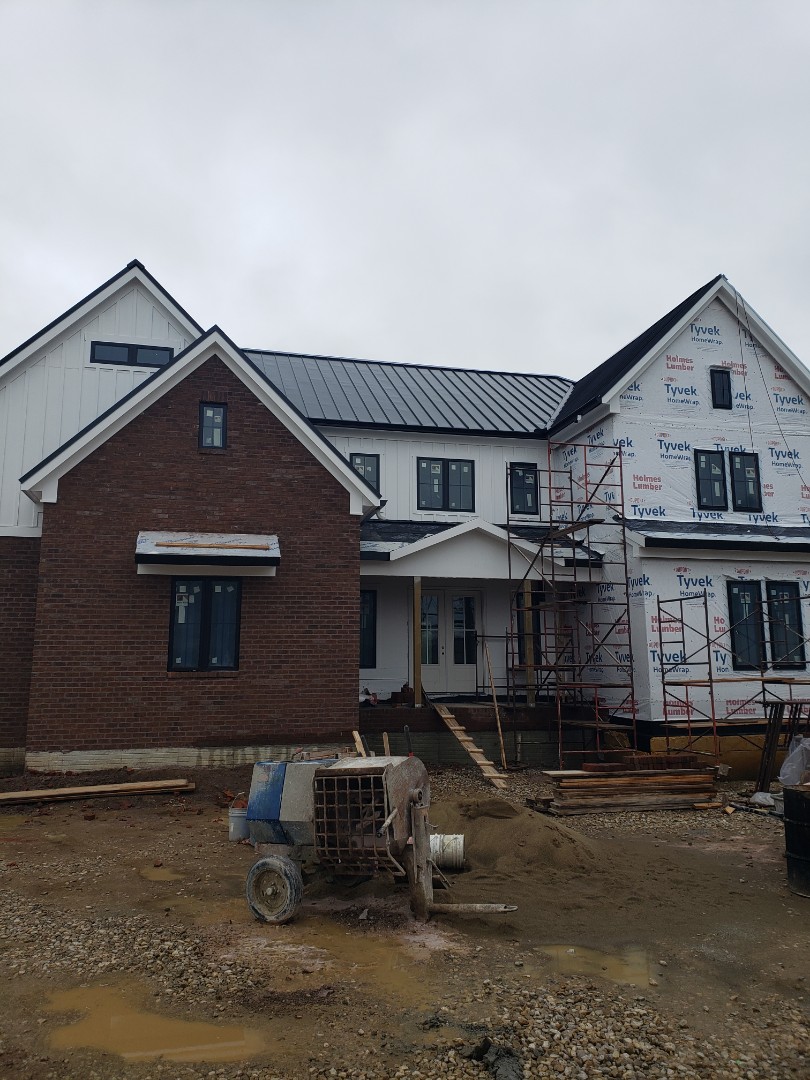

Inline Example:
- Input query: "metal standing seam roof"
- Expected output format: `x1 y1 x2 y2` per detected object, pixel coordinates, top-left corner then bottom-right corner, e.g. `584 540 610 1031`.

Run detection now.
245 350 573 435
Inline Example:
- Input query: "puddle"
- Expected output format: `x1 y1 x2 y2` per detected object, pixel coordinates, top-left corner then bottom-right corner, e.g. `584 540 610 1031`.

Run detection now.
139 865 184 882
46 986 266 1062
539 944 649 983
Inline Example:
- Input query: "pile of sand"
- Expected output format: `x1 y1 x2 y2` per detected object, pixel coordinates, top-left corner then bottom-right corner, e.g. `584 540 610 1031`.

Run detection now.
429 796 601 875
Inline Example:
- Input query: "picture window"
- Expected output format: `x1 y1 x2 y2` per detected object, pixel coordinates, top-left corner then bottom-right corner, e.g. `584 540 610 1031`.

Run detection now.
169 578 241 671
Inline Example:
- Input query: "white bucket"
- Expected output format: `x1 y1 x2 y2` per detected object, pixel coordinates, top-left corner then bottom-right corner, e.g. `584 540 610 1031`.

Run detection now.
228 798 250 842
430 833 465 870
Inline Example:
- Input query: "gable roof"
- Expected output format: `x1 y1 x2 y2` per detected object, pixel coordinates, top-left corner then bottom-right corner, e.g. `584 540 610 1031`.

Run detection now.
0 260 203 378
20 326 380 515
245 349 571 436
550 275 724 433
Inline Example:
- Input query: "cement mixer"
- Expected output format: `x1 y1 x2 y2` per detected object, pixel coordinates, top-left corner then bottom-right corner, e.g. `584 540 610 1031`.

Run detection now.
243 754 516 923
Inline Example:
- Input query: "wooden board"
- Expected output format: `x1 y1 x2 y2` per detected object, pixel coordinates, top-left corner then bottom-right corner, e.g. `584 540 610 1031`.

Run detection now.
0 779 195 805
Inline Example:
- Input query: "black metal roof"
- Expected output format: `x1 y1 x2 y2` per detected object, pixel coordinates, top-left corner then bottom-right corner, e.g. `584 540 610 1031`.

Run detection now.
245 350 572 436
551 275 724 433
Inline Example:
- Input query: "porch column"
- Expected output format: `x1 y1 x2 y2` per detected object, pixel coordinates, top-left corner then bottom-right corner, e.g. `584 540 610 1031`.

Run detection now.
412 576 423 707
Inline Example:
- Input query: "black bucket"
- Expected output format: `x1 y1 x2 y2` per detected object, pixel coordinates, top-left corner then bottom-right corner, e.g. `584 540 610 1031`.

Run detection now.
783 786 810 898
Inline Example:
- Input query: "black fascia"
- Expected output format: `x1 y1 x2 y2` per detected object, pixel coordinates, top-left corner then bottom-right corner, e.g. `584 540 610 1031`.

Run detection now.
1 259 203 370
550 274 724 433
136 554 280 566
643 536 810 553
312 418 550 439
360 551 391 561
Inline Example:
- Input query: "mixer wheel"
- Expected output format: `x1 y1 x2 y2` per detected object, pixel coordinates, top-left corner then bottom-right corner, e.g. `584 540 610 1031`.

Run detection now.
246 855 304 924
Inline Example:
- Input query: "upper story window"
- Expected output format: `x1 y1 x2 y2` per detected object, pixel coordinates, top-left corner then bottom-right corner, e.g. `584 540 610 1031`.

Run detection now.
417 458 474 511
695 449 727 509
727 580 765 670
199 404 227 448
729 452 762 512
510 463 539 515
351 453 380 490
695 449 761 512
169 578 241 671
91 340 174 367
710 367 732 409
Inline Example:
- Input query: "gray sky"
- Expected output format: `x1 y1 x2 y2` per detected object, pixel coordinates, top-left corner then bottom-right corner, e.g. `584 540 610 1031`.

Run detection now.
1 0 809 378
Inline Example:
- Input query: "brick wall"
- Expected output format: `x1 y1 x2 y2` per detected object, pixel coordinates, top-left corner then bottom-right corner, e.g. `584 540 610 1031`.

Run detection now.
0 537 40 749
26 357 360 751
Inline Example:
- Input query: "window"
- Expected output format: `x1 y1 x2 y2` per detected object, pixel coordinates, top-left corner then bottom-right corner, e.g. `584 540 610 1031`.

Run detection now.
730 452 762 512
727 581 766 670
417 458 474 511
199 404 227 448
452 596 477 664
695 450 727 510
351 453 380 490
421 594 440 664
91 341 174 367
169 578 241 671
510 463 539 515
766 582 805 669
360 590 377 668
710 368 732 409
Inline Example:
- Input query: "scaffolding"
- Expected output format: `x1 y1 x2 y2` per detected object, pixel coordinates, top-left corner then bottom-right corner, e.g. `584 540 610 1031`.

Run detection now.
503 440 638 767
656 588 810 763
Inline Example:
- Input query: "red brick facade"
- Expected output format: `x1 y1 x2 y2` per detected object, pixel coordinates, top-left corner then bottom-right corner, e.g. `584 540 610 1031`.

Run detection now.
0 537 40 749
25 357 360 751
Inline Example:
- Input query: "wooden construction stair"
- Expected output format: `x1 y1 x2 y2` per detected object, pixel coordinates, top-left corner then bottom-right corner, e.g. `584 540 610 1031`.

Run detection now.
540 768 718 815
432 703 508 790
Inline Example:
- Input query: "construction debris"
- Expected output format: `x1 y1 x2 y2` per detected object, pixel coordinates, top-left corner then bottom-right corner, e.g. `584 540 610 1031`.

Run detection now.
0 778 194 805
540 768 718 815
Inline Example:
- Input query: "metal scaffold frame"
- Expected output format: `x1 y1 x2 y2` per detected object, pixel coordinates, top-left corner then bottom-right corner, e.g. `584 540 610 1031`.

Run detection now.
501 440 638 767
657 588 810 762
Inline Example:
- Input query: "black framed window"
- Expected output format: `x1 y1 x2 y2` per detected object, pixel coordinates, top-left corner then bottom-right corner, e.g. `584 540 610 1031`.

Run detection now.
695 450 728 510
766 582 806 669
351 453 380 490
417 458 474 511
199 404 227 448
169 578 241 671
91 341 174 367
510 463 539 515
360 590 377 668
452 595 477 665
710 368 732 409
727 581 766 670
730 452 762 512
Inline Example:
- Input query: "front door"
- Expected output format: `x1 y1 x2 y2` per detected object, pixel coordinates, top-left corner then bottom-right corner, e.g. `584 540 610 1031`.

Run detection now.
420 590 481 696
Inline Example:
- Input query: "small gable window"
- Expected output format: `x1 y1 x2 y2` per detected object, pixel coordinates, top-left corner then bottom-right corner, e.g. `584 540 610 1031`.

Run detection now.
710 368 732 409
199 404 227 449
91 341 174 367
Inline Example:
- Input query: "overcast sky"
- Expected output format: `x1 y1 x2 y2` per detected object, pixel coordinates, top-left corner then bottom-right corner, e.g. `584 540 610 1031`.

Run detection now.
1 1 809 378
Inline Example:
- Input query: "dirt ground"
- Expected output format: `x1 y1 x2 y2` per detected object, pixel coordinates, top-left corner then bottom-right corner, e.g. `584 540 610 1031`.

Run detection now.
0 764 807 1079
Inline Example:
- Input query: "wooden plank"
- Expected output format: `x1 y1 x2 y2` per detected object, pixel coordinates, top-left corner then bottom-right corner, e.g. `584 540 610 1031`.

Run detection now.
382 732 391 756
0 779 195 805
351 731 367 758
432 703 508 791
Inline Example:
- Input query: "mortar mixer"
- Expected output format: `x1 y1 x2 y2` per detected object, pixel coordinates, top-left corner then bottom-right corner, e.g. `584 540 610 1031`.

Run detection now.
243 754 516 923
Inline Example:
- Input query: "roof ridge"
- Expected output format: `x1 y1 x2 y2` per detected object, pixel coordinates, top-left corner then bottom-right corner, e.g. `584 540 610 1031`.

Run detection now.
244 346 573 384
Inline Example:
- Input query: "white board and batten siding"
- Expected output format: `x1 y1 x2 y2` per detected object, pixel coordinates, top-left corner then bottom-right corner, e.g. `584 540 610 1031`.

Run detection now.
322 427 547 523
0 284 194 532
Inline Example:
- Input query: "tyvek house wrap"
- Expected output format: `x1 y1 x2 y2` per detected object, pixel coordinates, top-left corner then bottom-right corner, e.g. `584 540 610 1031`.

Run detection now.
542 296 810 725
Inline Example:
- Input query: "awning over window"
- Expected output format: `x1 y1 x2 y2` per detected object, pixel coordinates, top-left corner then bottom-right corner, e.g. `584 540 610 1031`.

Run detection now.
136 531 280 577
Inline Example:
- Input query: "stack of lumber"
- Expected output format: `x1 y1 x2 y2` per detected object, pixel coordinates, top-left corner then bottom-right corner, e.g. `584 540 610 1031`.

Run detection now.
0 778 195 806
540 768 718 815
